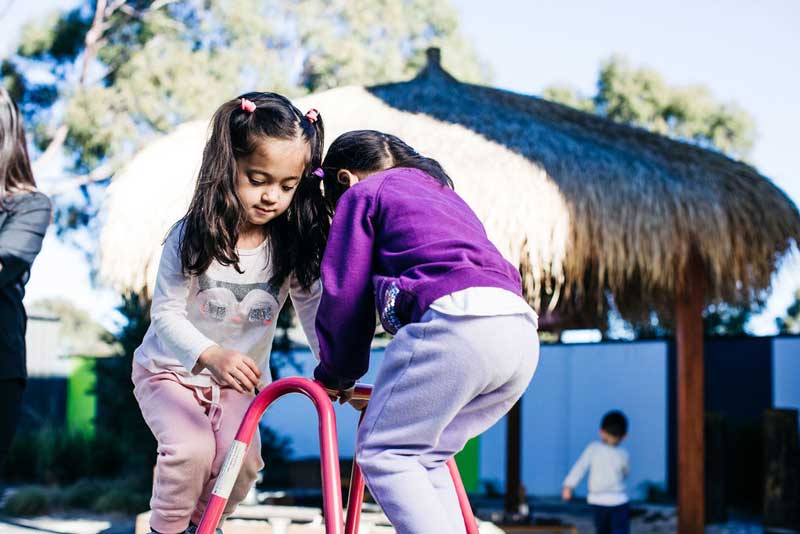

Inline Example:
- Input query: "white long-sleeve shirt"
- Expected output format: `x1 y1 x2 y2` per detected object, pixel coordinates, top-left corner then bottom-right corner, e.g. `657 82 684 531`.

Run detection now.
563 441 629 506
134 223 321 390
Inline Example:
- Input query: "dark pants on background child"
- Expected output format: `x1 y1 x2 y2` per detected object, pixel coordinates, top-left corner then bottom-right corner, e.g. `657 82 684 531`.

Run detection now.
592 503 629 534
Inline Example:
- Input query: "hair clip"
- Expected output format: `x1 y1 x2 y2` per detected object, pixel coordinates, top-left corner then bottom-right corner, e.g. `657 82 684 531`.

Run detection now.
305 108 319 123
241 98 256 113
312 168 325 178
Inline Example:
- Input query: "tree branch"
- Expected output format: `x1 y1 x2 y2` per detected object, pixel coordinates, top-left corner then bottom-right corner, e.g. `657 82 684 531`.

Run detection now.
149 0 180 12
105 0 127 17
34 0 111 173
80 0 107 84
119 0 180 23
31 124 68 176
44 163 114 197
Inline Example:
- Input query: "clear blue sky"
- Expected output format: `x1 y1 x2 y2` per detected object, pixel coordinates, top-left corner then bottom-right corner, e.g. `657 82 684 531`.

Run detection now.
3 0 799 333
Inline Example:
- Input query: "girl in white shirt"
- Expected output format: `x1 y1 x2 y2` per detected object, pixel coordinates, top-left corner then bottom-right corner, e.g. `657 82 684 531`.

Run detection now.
132 93 327 534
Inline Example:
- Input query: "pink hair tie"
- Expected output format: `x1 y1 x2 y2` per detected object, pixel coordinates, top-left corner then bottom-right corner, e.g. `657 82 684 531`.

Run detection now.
305 108 319 123
241 98 256 113
312 167 324 178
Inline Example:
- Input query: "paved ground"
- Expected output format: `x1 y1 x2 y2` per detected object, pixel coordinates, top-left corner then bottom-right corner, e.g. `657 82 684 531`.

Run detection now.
0 511 766 534
0 497 768 534
0 514 134 534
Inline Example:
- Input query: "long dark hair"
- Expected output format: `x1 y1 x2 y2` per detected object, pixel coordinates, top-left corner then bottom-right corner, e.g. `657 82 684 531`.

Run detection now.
319 130 453 207
0 86 37 201
179 92 328 290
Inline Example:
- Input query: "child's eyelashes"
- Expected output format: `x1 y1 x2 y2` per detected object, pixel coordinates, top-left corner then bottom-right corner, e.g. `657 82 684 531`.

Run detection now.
246 175 296 192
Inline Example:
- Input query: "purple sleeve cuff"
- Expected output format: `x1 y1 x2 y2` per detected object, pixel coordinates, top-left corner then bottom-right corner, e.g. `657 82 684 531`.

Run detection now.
313 363 357 391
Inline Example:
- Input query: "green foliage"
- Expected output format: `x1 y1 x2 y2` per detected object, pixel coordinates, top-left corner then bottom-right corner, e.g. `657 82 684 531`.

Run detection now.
776 289 800 334
541 85 594 113
612 301 758 340
17 9 89 61
3 425 127 485
2 479 151 516
291 0 487 91
626 311 671 340
542 56 756 159
92 293 156 479
91 485 150 514
703 302 755 337
5 0 483 179
258 425 295 488
2 486 52 516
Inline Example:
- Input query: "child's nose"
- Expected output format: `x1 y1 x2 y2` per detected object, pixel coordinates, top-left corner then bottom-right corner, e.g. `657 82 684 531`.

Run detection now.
262 189 279 204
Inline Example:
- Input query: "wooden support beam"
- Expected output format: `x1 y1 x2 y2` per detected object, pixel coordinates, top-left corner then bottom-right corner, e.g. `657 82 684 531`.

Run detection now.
675 254 706 532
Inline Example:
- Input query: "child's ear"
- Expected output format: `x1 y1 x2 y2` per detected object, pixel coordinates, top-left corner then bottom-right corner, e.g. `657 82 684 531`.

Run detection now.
336 169 351 185
337 169 359 187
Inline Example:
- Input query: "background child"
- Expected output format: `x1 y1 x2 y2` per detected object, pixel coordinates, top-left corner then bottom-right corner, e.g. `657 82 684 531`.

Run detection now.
313 130 540 534
133 92 327 534
0 86 51 474
562 410 630 534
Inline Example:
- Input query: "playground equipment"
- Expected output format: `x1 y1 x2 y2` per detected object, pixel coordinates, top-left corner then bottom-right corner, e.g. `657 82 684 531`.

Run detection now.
196 377 480 534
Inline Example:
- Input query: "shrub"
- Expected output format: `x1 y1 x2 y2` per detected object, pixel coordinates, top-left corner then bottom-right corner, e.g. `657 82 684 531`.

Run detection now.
3 486 53 516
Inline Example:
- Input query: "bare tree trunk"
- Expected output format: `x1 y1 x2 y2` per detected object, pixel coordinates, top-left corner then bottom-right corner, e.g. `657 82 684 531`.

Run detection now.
33 0 110 175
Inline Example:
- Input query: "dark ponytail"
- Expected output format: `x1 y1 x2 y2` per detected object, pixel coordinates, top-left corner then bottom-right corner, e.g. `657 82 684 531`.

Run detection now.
286 108 330 290
318 130 453 207
179 92 327 290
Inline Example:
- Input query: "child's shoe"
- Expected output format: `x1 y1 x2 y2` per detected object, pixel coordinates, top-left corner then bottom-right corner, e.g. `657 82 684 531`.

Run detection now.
185 523 222 534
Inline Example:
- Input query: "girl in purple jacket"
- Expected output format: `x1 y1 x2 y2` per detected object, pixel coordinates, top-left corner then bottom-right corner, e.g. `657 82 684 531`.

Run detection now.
313 130 540 534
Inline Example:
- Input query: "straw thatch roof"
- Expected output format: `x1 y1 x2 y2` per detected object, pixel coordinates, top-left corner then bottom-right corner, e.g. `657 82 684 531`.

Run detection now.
100 49 800 325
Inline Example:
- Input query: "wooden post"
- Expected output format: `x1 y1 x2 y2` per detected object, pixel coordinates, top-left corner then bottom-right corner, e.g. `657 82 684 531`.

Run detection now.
505 399 523 515
675 254 706 532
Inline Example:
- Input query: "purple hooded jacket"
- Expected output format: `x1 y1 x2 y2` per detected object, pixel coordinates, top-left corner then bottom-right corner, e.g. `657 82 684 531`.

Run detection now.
313 167 522 389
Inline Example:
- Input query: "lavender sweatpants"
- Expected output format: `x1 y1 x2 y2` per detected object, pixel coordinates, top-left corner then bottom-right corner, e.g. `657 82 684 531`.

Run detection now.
356 309 539 534
132 363 264 534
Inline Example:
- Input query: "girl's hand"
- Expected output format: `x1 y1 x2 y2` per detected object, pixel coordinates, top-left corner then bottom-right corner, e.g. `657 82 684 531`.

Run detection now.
315 382 368 411
321 385 340 402
338 387 368 411
195 345 261 393
561 486 573 502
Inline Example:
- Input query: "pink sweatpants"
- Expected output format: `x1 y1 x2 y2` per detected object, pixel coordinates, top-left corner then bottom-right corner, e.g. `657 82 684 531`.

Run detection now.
133 363 264 534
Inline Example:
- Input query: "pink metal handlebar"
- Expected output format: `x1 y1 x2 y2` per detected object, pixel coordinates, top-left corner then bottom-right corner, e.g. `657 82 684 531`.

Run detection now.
197 377 479 534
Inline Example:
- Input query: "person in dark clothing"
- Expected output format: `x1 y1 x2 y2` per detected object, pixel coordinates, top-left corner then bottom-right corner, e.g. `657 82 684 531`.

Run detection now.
0 86 51 472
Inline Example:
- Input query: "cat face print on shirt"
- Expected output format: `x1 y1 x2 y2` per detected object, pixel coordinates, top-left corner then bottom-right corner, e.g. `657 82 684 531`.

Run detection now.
188 273 282 340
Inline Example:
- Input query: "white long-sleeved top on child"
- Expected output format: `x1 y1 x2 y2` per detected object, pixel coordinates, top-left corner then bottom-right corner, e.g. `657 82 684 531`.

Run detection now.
563 441 630 506
134 223 321 390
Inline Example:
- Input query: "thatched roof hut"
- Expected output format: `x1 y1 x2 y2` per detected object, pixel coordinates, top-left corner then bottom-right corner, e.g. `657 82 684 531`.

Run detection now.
99 49 799 530
101 86 571 314
101 49 799 325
